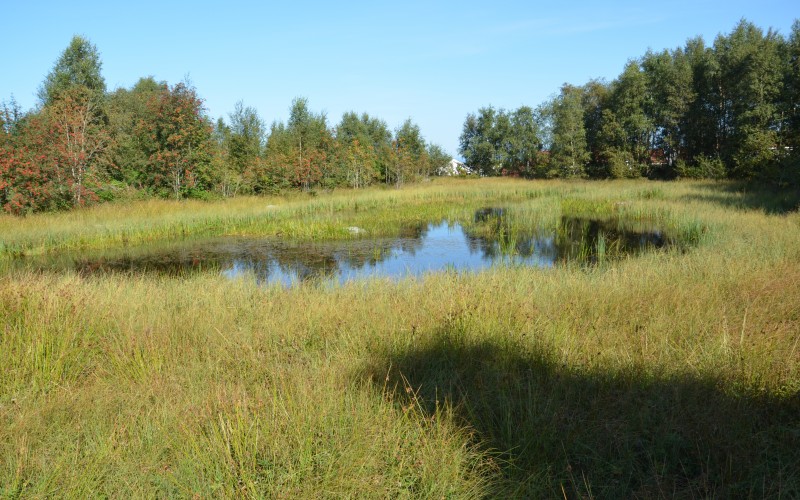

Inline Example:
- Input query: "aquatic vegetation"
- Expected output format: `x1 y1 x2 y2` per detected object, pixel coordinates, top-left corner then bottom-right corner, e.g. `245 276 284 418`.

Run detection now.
1 178 799 497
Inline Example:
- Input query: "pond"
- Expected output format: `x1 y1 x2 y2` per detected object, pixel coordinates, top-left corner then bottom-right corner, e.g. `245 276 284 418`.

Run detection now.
14 211 672 287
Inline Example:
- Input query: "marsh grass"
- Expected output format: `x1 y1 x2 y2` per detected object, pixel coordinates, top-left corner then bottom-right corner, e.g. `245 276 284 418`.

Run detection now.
1 179 799 497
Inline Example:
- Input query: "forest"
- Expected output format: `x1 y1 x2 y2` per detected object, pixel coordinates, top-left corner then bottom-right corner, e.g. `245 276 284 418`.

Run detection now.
2 18 799 215
0 37 449 215
460 19 800 184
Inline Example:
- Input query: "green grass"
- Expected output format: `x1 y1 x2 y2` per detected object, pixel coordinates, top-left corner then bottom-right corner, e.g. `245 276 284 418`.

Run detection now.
0 178 724 257
1 178 799 497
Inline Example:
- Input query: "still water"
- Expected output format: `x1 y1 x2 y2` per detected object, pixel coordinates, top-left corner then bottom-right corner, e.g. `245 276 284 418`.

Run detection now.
17 213 671 287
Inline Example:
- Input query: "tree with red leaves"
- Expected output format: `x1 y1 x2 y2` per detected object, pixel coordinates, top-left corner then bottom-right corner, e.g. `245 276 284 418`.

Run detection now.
138 82 213 199
47 86 111 207
0 109 62 214
260 98 332 191
0 87 110 214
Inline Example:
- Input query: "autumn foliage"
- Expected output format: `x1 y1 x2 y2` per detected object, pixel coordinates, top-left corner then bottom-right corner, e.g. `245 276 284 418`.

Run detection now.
1 86 109 214
137 82 213 199
0 37 448 214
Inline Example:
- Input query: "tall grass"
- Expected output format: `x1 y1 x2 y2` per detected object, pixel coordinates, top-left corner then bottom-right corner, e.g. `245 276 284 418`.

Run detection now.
0 178 732 257
1 179 799 497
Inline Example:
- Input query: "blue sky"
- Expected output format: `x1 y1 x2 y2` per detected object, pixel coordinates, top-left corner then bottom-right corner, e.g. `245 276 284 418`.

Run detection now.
2 0 796 156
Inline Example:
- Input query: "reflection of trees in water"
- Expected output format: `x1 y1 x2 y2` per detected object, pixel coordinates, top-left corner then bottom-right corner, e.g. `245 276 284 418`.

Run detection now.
56 226 431 283
468 208 669 264
466 231 557 261
72 250 223 276
474 207 507 223
554 217 668 264
468 208 555 261
258 226 428 282
22 215 672 283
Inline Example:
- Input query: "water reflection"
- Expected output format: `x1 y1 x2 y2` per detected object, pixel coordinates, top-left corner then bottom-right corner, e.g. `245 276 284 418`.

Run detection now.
474 207 507 222
15 211 672 286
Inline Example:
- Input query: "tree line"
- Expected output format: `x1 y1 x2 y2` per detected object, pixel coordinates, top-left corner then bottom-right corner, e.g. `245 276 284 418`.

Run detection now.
460 19 800 185
0 36 450 214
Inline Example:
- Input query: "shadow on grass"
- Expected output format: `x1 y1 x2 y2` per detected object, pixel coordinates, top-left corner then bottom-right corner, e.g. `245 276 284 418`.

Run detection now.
360 323 800 498
680 182 800 214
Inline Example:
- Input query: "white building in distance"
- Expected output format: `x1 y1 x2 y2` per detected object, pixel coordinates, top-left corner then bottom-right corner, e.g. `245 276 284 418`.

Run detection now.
438 158 472 176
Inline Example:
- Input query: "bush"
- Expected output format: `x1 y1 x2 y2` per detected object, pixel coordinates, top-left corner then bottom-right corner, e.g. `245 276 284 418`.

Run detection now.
676 155 727 180
95 180 129 202
185 188 221 201
605 150 643 179
760 154 800 188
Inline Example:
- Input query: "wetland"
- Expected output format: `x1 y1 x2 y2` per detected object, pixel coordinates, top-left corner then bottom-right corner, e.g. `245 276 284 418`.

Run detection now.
1 179 798 498
12 213 673 286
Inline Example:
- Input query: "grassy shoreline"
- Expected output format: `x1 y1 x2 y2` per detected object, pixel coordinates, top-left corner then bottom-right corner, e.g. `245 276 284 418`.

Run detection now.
0 177 755 257
1 179 799 497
